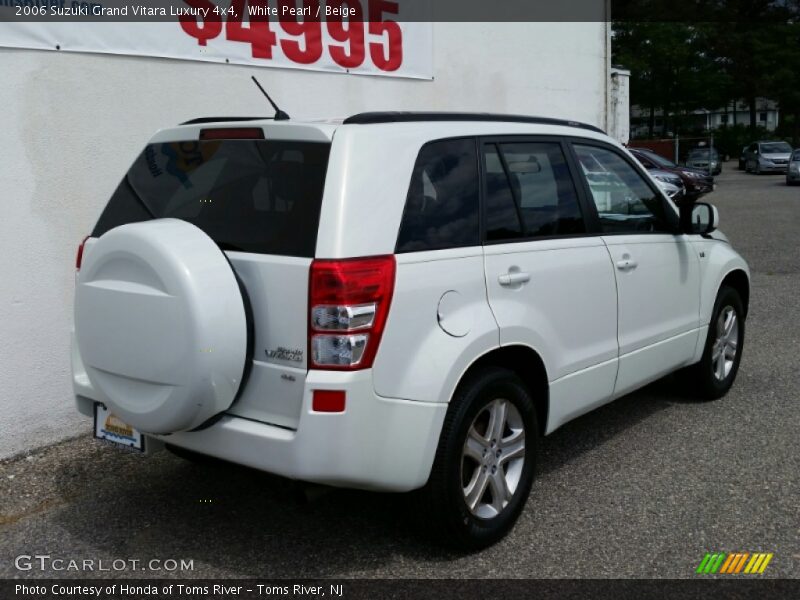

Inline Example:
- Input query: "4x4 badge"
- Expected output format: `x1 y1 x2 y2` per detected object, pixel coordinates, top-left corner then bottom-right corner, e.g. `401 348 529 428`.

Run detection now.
266 347 303 362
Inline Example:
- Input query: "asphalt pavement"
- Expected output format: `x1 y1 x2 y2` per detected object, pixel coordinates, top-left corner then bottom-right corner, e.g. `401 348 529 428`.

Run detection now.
2 162 798 579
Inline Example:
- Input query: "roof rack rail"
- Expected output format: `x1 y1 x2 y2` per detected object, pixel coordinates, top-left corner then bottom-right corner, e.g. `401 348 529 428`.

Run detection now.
180 116 270 125
342 112 605 134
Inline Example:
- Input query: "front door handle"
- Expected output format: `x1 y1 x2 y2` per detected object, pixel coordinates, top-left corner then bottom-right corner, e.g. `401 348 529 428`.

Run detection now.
498 271 531 286
616 257 638 271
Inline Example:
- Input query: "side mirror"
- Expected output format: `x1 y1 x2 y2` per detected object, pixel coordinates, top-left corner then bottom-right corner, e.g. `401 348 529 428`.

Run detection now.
681 202 719 234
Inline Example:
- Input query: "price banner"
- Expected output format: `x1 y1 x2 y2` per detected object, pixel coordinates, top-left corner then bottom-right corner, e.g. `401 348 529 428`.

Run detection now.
0 1 433 79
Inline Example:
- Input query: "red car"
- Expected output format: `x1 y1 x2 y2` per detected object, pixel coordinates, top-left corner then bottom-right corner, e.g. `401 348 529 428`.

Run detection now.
629 148 714 200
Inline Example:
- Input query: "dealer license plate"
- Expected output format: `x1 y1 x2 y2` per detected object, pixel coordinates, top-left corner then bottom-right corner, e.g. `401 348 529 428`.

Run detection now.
94 403 144 452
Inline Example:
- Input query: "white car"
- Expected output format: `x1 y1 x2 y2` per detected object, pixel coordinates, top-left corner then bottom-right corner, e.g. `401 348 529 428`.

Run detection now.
72 112 750 549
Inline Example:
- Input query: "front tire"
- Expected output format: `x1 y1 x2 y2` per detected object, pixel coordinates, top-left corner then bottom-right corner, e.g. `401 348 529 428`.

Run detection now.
421 367 538 550
691 286 745 400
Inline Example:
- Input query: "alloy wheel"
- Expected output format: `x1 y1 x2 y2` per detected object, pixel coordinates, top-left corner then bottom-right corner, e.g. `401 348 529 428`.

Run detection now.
461 399 526 519
712 306 739 381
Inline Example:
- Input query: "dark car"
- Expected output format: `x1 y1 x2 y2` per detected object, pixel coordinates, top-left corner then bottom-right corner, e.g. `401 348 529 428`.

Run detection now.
629 148 714 200
787 150 800 186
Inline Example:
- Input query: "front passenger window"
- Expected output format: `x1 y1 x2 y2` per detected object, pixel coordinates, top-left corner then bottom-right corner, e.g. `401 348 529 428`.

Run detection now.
574 144 671 234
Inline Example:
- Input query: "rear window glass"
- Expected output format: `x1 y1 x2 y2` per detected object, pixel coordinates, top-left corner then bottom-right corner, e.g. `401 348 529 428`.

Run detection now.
93 140 330 257
395 138 480 253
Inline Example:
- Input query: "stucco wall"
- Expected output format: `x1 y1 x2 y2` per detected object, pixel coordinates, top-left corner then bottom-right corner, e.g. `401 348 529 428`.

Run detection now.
0 22 609 458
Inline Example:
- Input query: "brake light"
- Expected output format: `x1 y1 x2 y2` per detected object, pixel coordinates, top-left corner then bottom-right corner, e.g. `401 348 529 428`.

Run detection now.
199 128 264 140
308 256 396 370
76 236 89 270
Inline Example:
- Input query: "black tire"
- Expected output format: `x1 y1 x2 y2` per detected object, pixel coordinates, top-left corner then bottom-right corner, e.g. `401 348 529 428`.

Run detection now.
687 286 746 400
420 367 538 551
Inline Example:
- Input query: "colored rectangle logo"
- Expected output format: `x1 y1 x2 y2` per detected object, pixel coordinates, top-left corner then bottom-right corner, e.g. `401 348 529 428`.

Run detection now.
696 552 773 574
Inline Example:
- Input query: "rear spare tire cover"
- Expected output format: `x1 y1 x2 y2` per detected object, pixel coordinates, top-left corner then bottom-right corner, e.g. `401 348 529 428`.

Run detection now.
75 219 248 433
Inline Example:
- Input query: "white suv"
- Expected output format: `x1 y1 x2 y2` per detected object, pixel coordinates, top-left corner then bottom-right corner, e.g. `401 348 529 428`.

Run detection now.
72 113 749 549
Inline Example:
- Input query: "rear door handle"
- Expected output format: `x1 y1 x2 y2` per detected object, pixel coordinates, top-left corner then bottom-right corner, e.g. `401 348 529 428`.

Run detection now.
498 272 531 286
616 258 638 271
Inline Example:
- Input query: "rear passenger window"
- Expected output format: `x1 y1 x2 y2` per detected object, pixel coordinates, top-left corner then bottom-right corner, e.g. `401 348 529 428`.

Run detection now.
395 139 480 253
483 141 585 241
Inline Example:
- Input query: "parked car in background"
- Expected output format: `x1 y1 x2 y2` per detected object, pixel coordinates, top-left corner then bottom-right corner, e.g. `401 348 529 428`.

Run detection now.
685 147 722 175
656 178 684 201
629 148 714 200
640 167 685 200
743 141 793 174
787 150 800 186
738 146 748 170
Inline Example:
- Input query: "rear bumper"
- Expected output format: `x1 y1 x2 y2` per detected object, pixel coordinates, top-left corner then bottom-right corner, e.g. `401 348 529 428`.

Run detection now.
74 367 446 492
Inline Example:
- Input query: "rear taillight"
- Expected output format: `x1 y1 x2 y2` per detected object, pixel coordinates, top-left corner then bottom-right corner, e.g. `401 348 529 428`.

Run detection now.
308 256 396 370
76 236 89 270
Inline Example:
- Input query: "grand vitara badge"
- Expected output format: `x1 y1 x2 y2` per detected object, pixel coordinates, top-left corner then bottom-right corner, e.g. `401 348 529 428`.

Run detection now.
266 347 304 362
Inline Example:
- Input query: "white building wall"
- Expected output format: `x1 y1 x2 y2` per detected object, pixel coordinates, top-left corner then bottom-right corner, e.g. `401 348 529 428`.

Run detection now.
0 22 609 458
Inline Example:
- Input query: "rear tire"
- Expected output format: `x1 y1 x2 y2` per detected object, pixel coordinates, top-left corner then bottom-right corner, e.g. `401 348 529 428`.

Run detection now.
420 367 538 551
686 286 745 400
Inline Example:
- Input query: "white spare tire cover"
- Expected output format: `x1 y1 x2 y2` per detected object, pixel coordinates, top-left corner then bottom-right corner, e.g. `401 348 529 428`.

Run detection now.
75 219 248 433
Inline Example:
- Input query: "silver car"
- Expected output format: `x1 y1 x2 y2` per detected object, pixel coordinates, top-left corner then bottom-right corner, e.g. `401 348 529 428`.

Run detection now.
744 141 793 174
787 150 800 186
649 169 686 200
685 148 721 175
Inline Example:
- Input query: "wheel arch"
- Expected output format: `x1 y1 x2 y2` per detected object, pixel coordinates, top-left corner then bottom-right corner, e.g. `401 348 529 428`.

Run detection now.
720 269 750 318
455 345 549 436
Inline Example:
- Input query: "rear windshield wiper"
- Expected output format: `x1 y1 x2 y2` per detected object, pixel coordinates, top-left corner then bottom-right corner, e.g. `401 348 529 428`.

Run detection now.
125 175 157 219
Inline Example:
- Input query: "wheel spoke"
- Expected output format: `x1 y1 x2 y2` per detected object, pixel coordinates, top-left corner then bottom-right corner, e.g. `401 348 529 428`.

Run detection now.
487 399 507 443
711 345 723 362
724 345 737 360
724 311 736 337
464 426 487 462
716 312 727 337
464 467 490 511
488 470 512 513
498 430 525 465
715 354 726 380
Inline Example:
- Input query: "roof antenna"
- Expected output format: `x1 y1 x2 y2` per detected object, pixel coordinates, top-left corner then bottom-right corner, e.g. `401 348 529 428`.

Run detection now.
251 76 290 121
